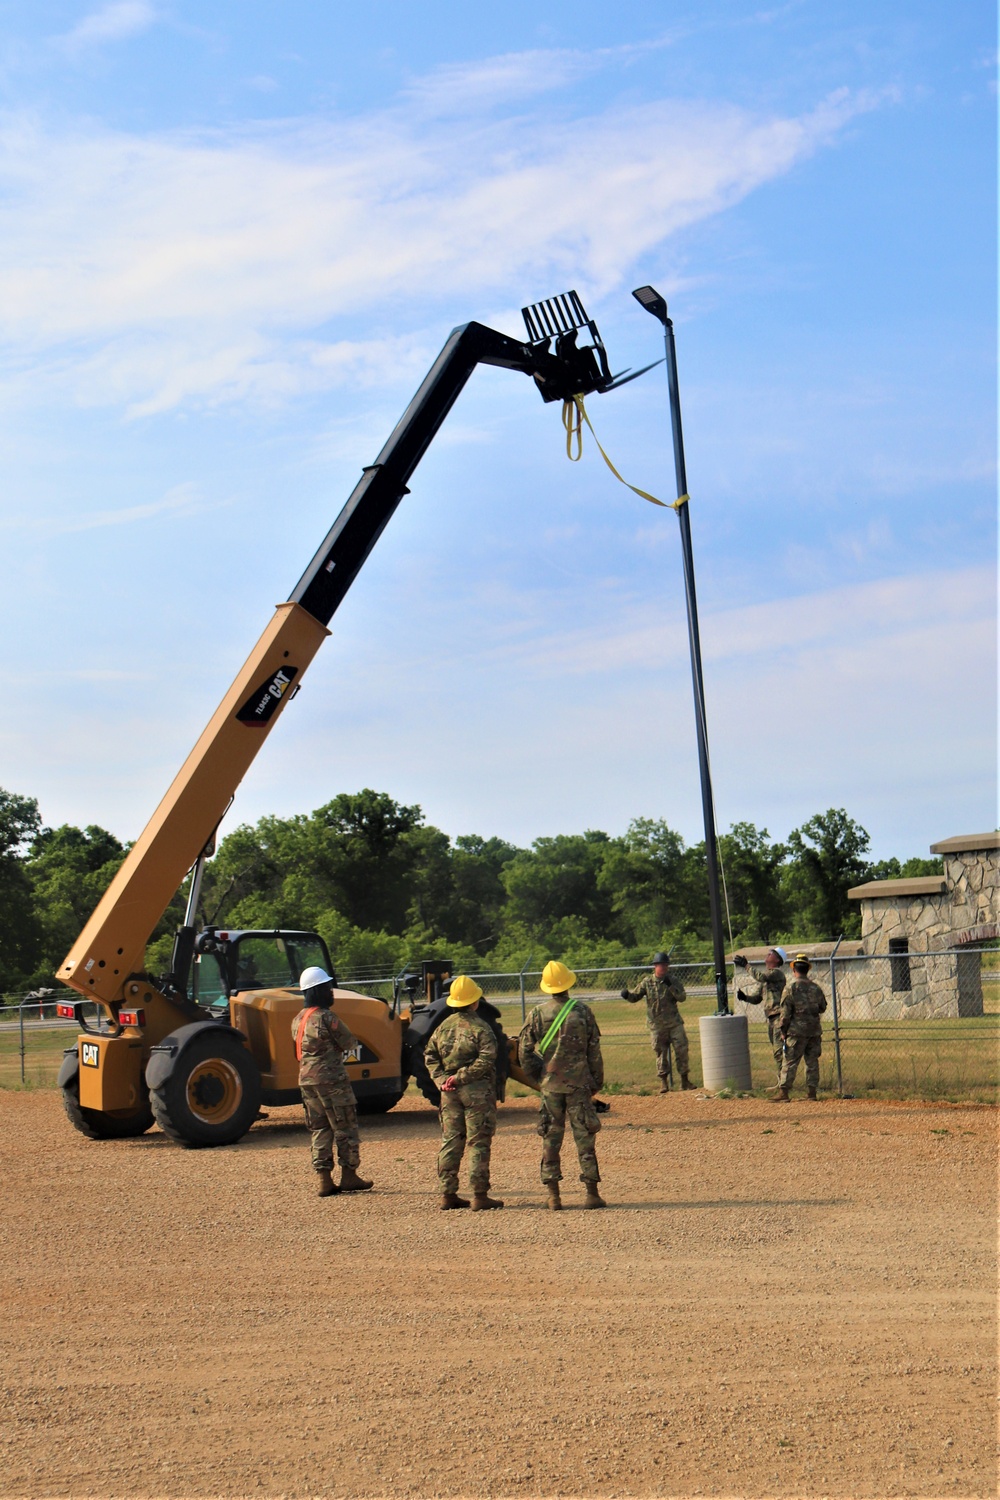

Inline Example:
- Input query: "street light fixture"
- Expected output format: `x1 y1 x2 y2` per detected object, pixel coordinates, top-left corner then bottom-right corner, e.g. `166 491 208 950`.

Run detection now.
632 285 729 1016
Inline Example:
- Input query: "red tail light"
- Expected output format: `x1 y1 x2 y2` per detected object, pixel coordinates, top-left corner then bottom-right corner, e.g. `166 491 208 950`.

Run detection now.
56 1002 76 1019
118 1009 146 1027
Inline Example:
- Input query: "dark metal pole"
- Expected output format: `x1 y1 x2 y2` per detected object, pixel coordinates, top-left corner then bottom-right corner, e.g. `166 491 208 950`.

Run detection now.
633 288 729 1014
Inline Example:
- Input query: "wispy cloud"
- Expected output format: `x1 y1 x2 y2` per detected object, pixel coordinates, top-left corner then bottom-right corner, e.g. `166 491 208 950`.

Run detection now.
56 2 158 53
0 481 204 537
0 54 890 414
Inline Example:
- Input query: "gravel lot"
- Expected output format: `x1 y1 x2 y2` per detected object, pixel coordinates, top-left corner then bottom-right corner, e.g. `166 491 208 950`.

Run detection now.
0 1089 995 1499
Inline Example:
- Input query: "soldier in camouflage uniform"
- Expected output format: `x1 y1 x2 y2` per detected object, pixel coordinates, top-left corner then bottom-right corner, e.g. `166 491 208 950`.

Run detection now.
733 947 787 1081
519 960 606 1210
775 954 827 1101
424 975 503 1211
621 952 695 1092
292 965 373 1197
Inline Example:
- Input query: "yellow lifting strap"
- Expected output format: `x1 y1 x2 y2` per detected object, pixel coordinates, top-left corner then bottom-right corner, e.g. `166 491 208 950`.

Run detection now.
561 394 689 511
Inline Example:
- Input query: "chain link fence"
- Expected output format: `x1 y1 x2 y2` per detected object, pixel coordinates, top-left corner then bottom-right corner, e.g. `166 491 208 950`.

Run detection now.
3 951 996 1100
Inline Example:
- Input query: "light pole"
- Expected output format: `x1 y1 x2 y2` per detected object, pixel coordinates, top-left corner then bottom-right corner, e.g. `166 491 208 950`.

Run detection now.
632 286 729 1015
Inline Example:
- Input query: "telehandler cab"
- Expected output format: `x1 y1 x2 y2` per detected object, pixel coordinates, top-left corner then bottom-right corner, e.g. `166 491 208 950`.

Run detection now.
56 292 645 1147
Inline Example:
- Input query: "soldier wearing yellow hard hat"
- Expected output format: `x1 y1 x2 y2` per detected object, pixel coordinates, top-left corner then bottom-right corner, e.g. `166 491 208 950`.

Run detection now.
518 960 607 1209
423 976 503 1210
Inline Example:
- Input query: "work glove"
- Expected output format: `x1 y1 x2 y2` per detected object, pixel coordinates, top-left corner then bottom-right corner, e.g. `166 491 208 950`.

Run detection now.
733 954 748 969
620 988 631 1000
736 989 750 1003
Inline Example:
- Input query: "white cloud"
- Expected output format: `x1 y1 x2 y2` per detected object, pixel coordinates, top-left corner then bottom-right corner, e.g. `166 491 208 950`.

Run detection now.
57 2 158 52
0 64 887 413
0 480 203 537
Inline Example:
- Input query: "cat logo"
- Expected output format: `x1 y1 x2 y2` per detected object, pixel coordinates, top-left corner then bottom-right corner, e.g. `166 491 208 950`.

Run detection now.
343 1044 362 1063
81 1042 100 1068
236 665 300 727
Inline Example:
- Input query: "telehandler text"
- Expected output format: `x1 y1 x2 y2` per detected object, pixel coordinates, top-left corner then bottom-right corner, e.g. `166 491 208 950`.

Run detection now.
81 1043 99 1068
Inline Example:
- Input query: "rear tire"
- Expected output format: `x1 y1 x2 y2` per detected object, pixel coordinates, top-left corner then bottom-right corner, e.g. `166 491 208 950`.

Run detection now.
408 1048 441 1107
150 1034 261 1147
61 1076 154 1140
355 1091 406 1115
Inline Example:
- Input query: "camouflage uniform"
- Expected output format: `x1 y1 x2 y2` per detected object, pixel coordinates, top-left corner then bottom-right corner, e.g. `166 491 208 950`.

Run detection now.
778 978 827 1092
739 963 787 1077
292 1006 362 1171
519 999 604 1184
424 1011 498 1194
623 972 689 1085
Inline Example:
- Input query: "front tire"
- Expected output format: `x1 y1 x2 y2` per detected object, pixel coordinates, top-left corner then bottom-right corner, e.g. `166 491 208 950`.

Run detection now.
150 1034 261 1147
61 1075 154 1140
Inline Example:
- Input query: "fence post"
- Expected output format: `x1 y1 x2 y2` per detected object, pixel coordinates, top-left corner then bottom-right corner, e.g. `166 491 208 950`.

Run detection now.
19 1000 26 1085
829 935 844 1097
518 955 532 1023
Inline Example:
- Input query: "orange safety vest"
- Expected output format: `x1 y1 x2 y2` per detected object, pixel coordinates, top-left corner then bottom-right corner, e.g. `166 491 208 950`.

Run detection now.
294 1006 320 1062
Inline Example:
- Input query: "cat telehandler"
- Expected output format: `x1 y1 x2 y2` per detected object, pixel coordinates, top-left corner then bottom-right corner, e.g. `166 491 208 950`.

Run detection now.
56 291 644 1147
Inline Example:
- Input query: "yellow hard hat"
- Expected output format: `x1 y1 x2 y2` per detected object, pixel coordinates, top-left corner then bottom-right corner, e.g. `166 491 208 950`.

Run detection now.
540 959 577 995
447 975 483 1008
794 952 812 968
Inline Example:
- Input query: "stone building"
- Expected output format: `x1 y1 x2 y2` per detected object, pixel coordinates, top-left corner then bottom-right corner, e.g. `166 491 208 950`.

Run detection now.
732 833 998 1022
842 832 1000 1019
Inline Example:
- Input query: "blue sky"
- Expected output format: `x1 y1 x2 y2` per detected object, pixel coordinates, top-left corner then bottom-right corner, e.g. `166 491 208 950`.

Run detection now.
0 0 995 861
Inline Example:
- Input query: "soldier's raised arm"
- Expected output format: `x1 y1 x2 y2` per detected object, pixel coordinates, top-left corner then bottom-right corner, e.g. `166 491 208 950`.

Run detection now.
452 1023 498 1087
621 975 646 1002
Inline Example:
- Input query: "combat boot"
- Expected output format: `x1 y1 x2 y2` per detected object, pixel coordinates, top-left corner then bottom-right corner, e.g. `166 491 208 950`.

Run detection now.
583 1182 606 1209
546 1184 563 1211
658 1079 671 1094
471 1192 504 1210
681 1073 696 1090
316 1169 339 1197
339 1166 373 1192
439 1192 470 1210
772 1086 790 1103
807 1086 818 1100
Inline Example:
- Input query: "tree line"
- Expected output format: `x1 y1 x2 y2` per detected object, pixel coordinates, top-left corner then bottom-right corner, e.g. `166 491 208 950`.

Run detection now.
0 784 942 995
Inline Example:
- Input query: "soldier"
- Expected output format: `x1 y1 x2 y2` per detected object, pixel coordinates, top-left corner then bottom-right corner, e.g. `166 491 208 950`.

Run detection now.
733 946 788 1081
292 965 373 1197
519 960 606 1210
774 953 827 1102
621 952 696 1092
424 975 503 1211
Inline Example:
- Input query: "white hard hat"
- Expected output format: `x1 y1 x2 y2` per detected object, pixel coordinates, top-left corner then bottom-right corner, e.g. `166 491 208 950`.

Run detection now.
771 947 788 963
299 965 334 991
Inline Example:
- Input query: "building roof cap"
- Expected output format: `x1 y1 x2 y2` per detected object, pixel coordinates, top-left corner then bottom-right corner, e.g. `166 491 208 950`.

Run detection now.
928 831 1000 855
848 876 947 901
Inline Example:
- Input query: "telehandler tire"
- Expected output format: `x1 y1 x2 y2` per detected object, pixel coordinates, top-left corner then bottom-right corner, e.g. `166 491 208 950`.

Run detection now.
408 1048 441 1107
150 1032 261 1148
356 1091 406 1115
61 1072 154 1140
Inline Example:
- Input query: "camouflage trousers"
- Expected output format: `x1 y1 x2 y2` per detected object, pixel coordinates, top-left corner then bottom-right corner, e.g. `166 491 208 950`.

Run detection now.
778 1034 822 1091
437 1082 497 1193
767 1017 784 1078
538 1086 601 1184
650 1018 689 1082
301 1083 361 1172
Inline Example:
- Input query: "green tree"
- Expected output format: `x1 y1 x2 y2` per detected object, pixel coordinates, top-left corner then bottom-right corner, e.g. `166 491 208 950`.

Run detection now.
26 823 127 982
501 832 616 947
0 789 43 990
715 821 788 945
783 808 871 939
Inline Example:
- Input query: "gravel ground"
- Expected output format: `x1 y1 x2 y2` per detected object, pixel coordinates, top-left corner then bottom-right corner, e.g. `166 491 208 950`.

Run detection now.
0 1089 995 1500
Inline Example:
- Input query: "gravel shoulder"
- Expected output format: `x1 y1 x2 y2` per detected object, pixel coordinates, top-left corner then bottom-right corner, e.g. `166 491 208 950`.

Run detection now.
0 1089 995 1499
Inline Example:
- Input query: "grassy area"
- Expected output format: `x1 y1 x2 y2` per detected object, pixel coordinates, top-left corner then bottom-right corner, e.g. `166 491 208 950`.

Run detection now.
4 999 997 1102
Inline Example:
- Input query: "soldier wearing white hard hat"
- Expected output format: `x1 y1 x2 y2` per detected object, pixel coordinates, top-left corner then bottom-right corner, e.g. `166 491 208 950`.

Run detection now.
292 965 373 1197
